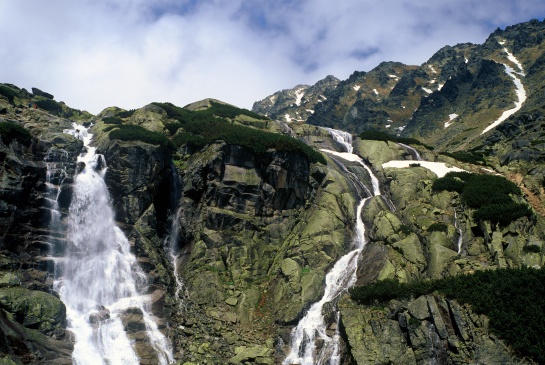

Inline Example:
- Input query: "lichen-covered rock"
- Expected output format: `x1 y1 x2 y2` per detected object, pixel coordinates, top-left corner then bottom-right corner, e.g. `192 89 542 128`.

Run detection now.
340 295 529 364
0 287 66 334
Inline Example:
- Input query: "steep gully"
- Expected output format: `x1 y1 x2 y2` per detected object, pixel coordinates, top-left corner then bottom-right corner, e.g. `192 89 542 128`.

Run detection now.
283 128 382 365
481 40 526 135
52 124 174 365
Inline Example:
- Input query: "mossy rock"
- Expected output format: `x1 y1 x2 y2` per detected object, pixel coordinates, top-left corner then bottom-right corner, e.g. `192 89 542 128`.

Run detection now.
0 287 66 333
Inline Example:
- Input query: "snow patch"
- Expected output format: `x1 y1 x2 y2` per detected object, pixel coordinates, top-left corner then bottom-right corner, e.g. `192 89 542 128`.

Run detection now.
444 113 459 129
429 65 437 74
438 83 444 91
306 109 314 114
353 85 361 91
284 114 292 123
382 160 465 178
385 125 391 128
503 48 525 75
295 89 305 106
373 89 379 95
422 87 433 94
465 57 469 64
398 125 406 131
481 44 526 135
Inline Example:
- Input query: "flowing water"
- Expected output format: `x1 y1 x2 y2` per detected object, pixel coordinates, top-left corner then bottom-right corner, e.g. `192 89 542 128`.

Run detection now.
454 210 463 254
398 142 422 161
54 123 173 365
283 128 381 365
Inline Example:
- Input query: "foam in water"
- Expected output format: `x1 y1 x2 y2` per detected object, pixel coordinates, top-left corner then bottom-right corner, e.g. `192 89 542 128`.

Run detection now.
55 123 173 365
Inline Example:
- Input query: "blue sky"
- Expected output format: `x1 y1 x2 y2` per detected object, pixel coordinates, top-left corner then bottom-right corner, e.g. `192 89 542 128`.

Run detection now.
0 0 543 114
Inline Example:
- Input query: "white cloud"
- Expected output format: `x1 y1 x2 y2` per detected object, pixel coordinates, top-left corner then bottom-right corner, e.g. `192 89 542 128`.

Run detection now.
0 0 543 114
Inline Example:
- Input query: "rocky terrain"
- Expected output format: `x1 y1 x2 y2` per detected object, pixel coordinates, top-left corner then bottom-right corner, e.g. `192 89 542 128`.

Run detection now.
0 18 544 365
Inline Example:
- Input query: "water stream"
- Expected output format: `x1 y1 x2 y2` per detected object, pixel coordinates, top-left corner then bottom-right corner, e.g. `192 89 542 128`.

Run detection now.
283 128 381 365
398 142 422 161
454 210 463 254
54 123 173 365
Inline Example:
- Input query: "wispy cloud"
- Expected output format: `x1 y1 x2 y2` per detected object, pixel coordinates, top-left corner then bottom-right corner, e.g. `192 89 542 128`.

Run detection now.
0 0 543 114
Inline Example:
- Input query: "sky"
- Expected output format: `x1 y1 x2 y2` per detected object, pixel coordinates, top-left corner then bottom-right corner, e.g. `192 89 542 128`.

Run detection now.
0 1 544 114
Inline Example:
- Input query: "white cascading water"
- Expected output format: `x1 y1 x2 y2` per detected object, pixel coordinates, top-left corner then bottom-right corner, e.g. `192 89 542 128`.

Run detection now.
324 127 353 154
398 142 422 161
283 129 380 365
55 123 173 365
454 210 463 254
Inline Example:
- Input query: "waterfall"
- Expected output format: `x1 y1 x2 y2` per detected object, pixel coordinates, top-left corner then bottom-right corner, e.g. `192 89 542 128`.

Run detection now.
283 128 380 365
164 164 188 307
324 127 353 154
54 123 173 365
283 196 371 365
398 142 422 161
454 210 463 254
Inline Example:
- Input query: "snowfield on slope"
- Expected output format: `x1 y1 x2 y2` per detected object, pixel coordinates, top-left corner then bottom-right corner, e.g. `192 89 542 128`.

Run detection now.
382 160 465 178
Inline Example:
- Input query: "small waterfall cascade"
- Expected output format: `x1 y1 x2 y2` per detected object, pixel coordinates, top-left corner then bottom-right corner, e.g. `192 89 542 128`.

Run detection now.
164 164 188 307
284 129 381 365
55 123 173 365
44 148 69 227
454 210 463 254
43 147 71 258
398 142 422 161
324 127 353 154
283 196 371 365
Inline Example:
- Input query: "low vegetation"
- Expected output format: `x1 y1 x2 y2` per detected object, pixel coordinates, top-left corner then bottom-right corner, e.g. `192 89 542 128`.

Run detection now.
350 267 545 363
35 99 64 115
432 172 532 226
153 102 326 164
0 85 19 104
440 151 487 165
105 124 172 148
0 121 32 146
358 129 434 150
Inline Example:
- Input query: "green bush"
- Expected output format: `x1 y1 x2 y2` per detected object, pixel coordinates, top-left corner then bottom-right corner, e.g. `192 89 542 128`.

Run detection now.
427 222 448 232
102 116 123 125
153 102 326 164
432 172 530 226
0 85 19 104
171 132 206 148
164 122 183 135
0 121 32 146
358 129 433 149
473 203 532 226
440 151 487 165
35 99 63 115
461 175 519 209
108 124 172 148
115 109 136 118
205 101 269 120
350 267 545 363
